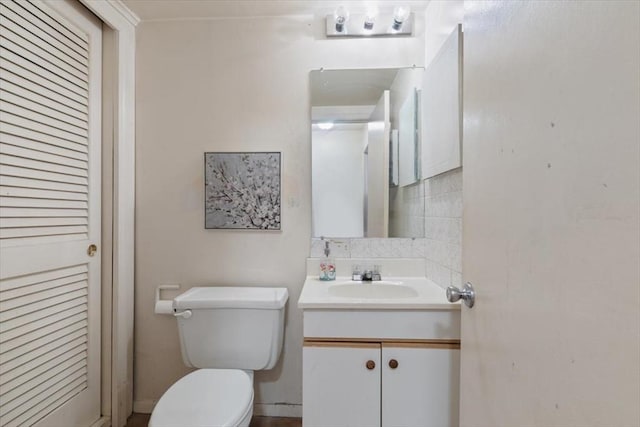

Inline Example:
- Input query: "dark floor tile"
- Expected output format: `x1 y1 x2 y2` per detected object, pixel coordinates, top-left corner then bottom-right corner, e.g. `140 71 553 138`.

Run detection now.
124 413 150 427
249 416 302 427
125 413 302 427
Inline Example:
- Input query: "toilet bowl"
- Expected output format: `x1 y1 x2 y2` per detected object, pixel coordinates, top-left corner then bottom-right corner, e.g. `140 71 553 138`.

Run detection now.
149 286 288 427
149 369 254 427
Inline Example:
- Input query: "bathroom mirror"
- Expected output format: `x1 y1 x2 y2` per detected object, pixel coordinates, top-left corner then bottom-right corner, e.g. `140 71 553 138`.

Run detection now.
311 67 425 238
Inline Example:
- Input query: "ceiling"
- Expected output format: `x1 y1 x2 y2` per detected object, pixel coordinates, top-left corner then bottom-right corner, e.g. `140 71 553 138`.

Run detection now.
121 0 429 21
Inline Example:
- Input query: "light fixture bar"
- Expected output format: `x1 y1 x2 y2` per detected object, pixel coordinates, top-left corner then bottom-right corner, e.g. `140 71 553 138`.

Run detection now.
326 13 414 38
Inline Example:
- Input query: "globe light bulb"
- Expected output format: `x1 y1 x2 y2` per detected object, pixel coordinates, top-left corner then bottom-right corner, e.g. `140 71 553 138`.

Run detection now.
364 6 378 30
334 6 350 32
392 5 411 30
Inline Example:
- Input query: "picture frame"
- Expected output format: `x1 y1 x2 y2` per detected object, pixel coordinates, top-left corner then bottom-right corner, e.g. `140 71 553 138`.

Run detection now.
204 152 281 230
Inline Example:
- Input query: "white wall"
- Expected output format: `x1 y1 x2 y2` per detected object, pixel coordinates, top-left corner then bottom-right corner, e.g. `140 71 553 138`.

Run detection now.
424 0 464 67
312 125 365 238
134 14 424 412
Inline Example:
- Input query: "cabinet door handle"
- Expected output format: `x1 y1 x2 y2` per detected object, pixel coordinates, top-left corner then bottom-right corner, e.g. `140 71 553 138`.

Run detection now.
366 360 376 370
388 359 399 369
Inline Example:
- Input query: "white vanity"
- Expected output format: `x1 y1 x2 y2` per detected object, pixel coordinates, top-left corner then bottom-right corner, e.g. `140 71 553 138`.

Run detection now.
298 259 461 427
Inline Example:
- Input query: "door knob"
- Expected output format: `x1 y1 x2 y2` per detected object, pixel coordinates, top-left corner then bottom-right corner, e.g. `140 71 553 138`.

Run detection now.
446 282 475 308
388 359 398 369
365 360 376 370
87 244 98 257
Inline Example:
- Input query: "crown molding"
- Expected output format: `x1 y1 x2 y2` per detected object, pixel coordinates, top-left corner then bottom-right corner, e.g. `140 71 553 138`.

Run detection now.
105 0 140 26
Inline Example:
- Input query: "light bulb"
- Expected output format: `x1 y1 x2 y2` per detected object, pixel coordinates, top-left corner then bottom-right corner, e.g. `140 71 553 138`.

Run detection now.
364 6 378 30
334 6 349 32
392 5 411 30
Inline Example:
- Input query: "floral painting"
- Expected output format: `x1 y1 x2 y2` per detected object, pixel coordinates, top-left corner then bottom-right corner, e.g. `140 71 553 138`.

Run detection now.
205 152 281 230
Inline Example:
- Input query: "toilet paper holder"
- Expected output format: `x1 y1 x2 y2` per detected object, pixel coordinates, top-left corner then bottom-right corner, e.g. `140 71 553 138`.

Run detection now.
155 284 180 315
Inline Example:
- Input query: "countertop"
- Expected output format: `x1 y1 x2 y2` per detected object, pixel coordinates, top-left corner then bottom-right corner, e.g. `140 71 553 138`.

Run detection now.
298 276 461 310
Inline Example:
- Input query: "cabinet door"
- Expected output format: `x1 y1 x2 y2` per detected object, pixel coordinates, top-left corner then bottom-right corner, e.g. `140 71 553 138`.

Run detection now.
382 344 460 427
303 342 381 427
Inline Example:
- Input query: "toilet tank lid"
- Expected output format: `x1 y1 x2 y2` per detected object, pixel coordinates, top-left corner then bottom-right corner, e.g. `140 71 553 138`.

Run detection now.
174 286 289 310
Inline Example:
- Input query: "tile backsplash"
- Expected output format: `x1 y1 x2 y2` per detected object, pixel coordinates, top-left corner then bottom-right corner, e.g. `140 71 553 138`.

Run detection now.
310 238 426 259
424 168 462 288
389 180 425 237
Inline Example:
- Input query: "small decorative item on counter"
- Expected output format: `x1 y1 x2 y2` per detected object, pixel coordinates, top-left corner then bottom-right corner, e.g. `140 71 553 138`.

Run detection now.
319 258 336 281
319 240 336 281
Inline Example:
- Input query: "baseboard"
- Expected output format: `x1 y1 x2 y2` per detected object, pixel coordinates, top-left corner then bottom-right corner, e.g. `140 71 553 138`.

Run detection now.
90 416 110 427
253 403 302 418
132 400 156 414
133 400 303 418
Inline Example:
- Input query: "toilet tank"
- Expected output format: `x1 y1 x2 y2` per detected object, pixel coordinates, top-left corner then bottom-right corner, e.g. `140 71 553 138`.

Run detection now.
173 287 288 370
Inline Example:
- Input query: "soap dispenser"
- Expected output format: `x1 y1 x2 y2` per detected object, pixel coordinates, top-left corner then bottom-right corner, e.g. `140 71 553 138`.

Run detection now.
319 240 336 281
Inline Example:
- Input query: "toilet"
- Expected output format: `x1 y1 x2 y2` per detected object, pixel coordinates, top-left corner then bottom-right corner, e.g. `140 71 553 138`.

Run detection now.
149 286 289 427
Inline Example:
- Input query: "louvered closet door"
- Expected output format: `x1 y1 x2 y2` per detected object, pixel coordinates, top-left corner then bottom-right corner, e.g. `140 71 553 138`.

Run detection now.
0 1 101 426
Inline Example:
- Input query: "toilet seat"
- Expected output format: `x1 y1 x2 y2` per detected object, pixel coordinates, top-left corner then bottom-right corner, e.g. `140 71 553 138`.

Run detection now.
149 369 254 427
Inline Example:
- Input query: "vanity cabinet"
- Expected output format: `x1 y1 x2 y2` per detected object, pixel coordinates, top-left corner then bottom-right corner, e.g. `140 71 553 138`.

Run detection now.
303 342 381 427
303 340 460 427
381 343 460 427
298 272 462 427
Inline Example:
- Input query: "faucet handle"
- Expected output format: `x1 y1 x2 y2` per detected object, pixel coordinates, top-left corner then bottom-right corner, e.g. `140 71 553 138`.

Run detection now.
371 265 382 281
352 264 364 281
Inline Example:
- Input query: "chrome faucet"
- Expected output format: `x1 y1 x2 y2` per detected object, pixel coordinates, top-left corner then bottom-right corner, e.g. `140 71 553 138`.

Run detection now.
352 265 381 281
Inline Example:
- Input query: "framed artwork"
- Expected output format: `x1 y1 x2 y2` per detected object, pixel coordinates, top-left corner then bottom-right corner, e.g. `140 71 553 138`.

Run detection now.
204 152 281 230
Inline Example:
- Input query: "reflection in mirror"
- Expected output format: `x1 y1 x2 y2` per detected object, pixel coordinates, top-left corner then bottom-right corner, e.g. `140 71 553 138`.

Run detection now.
311 67 425 238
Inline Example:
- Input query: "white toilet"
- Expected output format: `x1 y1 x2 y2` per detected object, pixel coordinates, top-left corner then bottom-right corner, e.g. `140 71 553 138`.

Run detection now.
149 286 289 427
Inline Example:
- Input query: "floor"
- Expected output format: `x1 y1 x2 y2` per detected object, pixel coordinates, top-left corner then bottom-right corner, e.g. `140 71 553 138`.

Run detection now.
124 413 302 427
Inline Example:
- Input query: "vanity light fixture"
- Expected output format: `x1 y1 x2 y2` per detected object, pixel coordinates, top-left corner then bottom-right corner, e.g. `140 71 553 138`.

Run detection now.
326 4 413 38
392 5 411 31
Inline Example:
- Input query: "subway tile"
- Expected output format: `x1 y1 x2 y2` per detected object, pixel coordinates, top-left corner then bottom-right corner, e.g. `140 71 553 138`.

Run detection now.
310 238 324 257
425 239 461 272
455 218 463 243
424 218 461 245
310 238 350 258
451 271 463 288
425 191 462 218
424 178 432 197
424 238 449 266
385 238 416 258
411 238 426 257
425 259 452 288
410 200 423 217
425 168 463 196
448 243 462 272
414 181 425 199
349 238 373 257
350 238 423 258
450 191 463 218
447 168 463 192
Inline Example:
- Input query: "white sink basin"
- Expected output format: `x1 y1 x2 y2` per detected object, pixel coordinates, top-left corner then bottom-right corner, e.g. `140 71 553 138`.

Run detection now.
328 281 419 299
